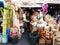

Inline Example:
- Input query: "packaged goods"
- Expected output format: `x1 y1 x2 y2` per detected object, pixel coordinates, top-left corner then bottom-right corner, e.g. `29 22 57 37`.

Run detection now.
2 35 8 44
31 26 37 33
3 19 7 24
10 26 21 39
45 39 52 44
44 14 51 22
6 28 10 38
2 6 12 36
55 37 60 42
31 15 38 22
18 30 21 39
13 12 20 30
20 20 24 27
40 30 46 37
32 22 37 26
51 26 59 32
2 24 7 35
7 23 11 28
0 1 4 7
44 26 50 32
46 32 50 39
7 19 11 24
39 38 45 44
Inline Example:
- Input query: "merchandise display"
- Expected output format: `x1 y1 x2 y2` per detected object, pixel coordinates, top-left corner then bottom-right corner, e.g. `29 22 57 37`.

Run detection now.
2 35 8 44
0 0 60 45
3 5 12 36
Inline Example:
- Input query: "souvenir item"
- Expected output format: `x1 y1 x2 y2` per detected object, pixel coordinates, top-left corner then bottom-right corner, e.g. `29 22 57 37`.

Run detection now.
2 35 8 44
3 5 12 35
39 38 45 44
10 26 18 37
0 1 4 7
42 3 48 14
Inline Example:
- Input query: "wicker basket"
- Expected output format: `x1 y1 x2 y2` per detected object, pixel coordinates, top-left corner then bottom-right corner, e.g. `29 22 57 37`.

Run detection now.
39 38 45 44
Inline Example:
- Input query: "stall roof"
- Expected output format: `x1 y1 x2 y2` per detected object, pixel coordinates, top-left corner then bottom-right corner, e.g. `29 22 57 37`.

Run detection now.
16 3 43 7
11 0 60 7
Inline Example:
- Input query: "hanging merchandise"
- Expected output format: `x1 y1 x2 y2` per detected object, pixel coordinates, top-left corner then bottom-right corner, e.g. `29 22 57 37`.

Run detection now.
13 7 20 30
2 24 7 36
2 4 12 44
0 7 6 36
5 6 13 28
37 9 43 20
0 4 8 43
0 1 4 8
20 20 24 33
10 26 19 44
12 6 21 39
23 13 27 21
20 20 24 26
42 3 48 15
2 5 13 36
6 28 10 38
10 26 18 37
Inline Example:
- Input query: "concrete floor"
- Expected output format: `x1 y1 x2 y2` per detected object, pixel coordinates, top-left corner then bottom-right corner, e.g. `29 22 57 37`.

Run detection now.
0 31 52 45
0 23 52 45
1 32 31 45
2 33 53 45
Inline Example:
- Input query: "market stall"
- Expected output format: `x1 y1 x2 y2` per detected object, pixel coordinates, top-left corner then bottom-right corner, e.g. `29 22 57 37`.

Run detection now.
0 0 60 45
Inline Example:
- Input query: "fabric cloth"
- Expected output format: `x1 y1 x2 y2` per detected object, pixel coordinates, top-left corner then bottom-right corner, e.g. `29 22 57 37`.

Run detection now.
0 1 4 7
42 3 48 14
13 9 20 31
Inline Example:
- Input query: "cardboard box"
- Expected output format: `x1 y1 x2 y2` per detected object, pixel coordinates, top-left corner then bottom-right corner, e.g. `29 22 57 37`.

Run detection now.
45 39 52 44
39 38 45 44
